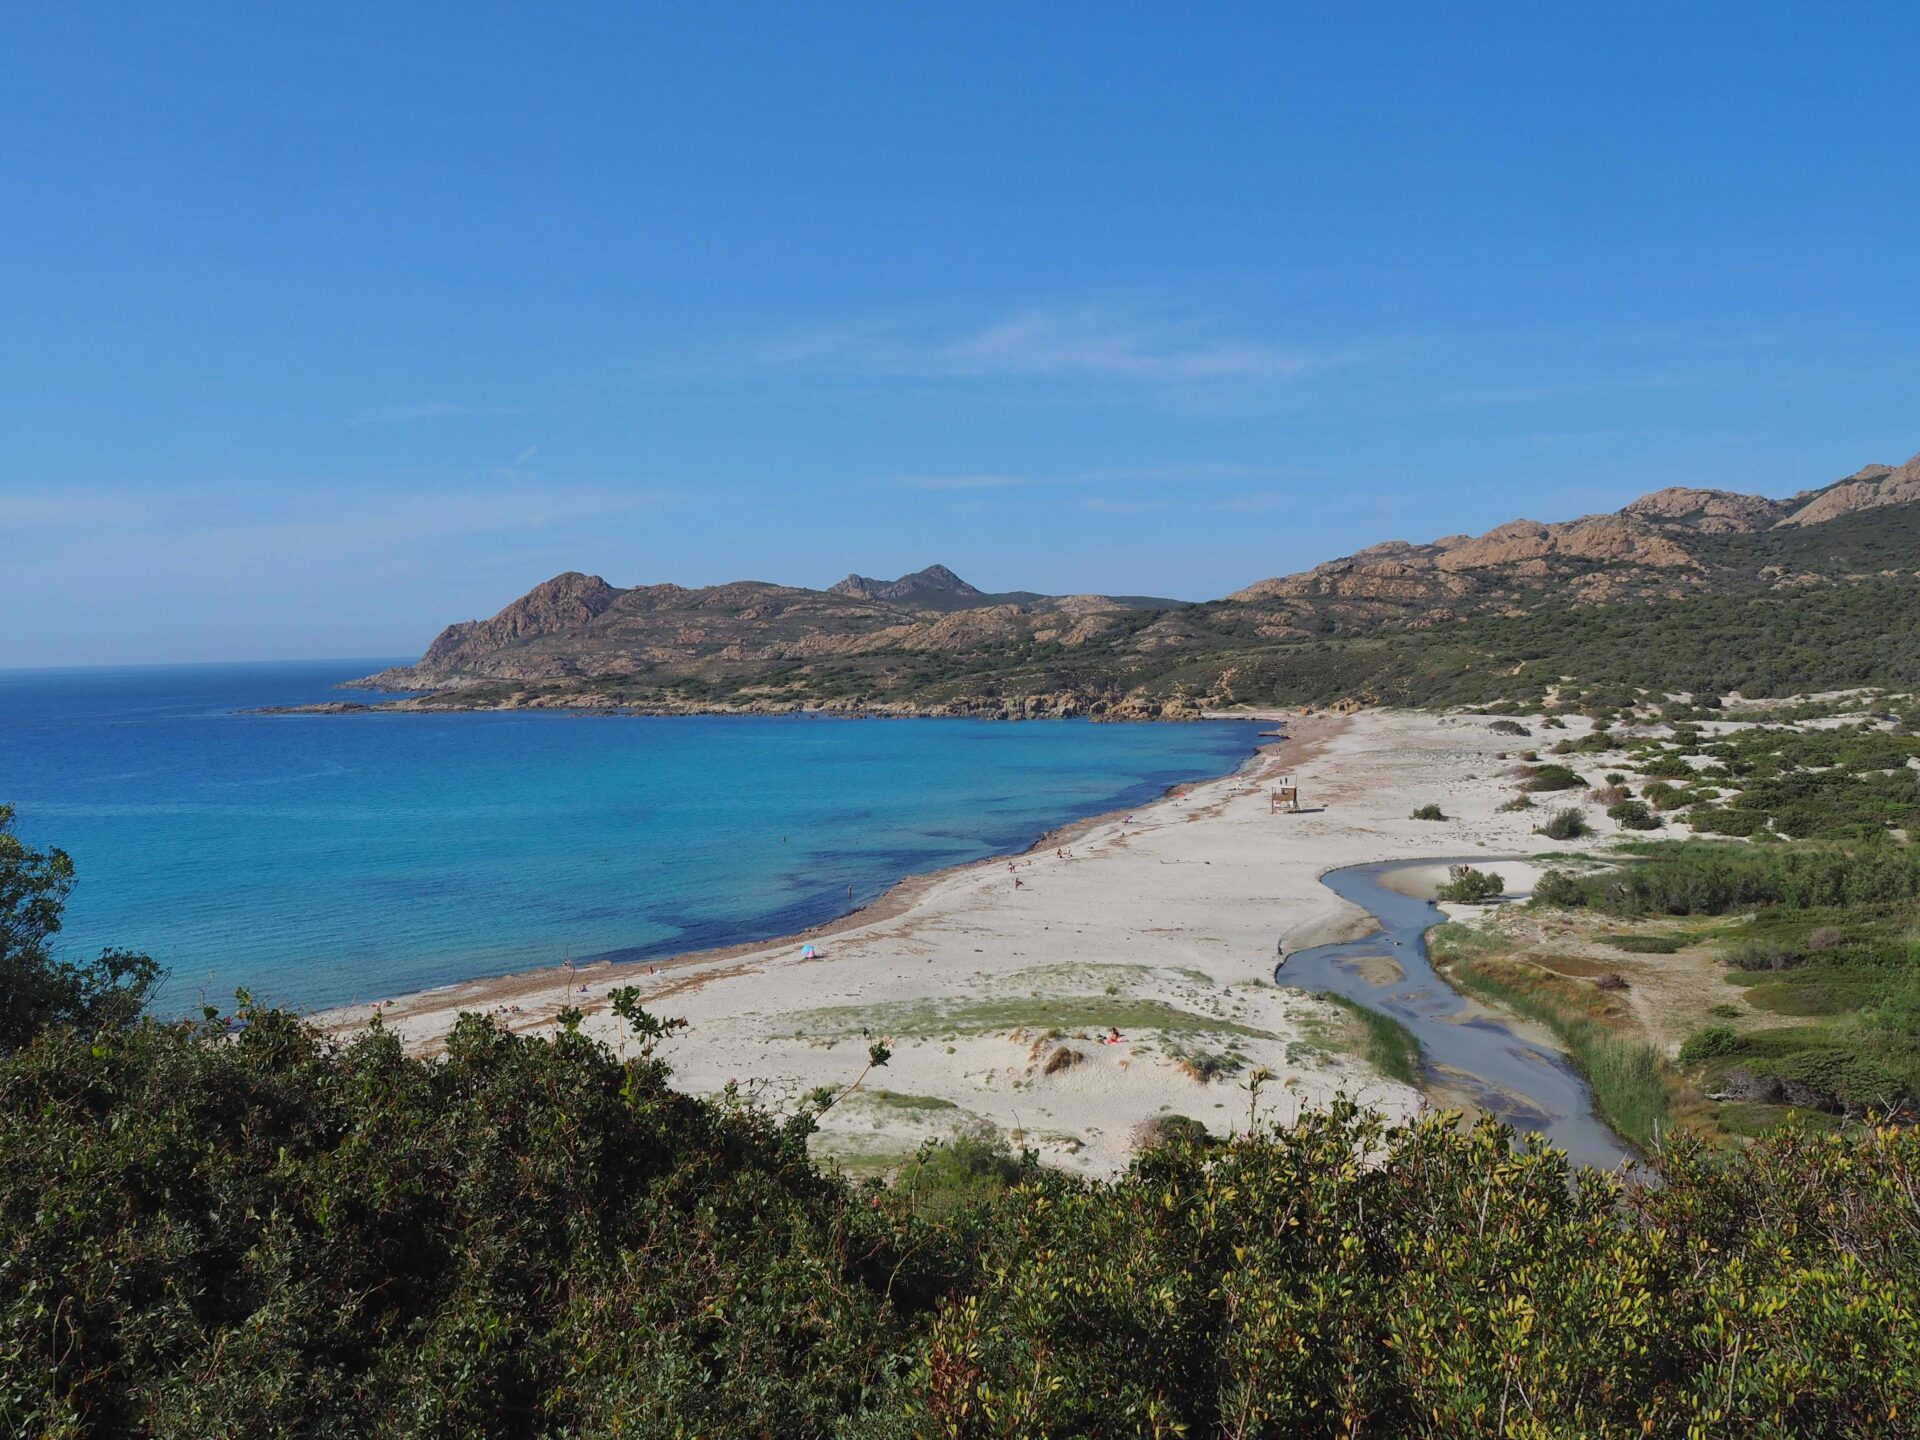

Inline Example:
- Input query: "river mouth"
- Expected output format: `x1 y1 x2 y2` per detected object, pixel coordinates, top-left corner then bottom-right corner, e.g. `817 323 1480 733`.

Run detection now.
1274 858 1636 1173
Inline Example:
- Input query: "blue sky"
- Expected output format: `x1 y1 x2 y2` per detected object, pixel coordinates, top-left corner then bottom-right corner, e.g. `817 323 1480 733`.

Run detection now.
4 4 1918 665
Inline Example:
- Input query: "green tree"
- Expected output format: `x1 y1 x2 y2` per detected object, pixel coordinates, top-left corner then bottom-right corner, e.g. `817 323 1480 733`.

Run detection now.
0 803 160 1052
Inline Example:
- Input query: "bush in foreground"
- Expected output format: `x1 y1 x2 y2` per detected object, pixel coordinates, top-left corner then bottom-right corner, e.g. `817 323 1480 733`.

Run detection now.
6 816 1920 1435
6 1000 1919 1440
4 1004 1919 1436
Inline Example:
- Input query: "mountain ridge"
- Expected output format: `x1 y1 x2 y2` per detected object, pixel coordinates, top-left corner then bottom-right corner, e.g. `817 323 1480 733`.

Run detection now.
352 450 1920 716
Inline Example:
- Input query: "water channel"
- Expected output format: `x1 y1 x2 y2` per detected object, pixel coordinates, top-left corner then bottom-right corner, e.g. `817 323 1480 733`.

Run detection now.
1273 859 1636 1172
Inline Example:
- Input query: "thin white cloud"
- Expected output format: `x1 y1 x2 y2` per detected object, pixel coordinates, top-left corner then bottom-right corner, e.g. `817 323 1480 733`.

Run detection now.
4 482 666 561
894 473 1039 491
1209 493 1296 514
891 461 1317 492
0 493 147 528
1425 373 1702 412
513 444 541 466
763 307 1322 385
1078 496 1170 516
347 402 535 425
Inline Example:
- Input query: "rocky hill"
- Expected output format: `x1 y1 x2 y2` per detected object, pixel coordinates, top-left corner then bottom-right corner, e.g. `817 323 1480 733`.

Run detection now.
1208 453 1920 642
348 451 1920 717
825 563 985 605
356 567 1180 696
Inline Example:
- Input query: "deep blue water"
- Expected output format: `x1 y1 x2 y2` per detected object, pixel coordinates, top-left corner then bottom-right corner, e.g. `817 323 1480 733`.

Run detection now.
0 661 1265 1015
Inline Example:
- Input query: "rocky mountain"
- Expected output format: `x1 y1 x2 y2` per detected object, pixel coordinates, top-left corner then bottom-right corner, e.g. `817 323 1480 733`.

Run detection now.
826 564 984 605
358 566 1176 693
1207 452 1920 642
350 450 1920 716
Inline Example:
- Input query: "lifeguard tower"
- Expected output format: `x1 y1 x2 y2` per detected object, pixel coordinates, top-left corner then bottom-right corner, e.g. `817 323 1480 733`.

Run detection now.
1270 775 1301 813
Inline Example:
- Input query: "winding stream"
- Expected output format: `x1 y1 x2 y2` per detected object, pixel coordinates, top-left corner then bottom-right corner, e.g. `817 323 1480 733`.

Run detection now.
1273 859 1635 1172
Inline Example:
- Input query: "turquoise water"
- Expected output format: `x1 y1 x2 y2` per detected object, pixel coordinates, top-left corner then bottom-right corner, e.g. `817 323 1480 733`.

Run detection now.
0 662 1265 1015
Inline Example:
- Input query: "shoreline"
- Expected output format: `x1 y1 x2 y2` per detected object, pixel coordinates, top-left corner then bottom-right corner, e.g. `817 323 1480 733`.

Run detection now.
318 709 1622 1177
314 716 1295 1028
249 696 1238 722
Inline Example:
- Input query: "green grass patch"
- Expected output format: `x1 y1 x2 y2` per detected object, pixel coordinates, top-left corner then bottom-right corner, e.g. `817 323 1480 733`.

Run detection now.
1319 992 1422 1086
1440 959 1670 1152
799 994 1276 1041
1601 934 1686 954
856 1089 961 1113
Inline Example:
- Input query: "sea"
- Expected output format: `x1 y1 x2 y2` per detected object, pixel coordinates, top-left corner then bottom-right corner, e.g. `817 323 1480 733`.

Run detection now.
0 661 1267 1016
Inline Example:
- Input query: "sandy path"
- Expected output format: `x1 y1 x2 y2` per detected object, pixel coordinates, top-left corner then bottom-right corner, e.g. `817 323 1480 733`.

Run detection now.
320 710 1612 1176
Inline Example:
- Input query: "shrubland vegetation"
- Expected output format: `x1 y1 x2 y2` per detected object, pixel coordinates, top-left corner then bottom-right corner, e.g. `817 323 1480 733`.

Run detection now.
416 571 1920 719
1617 720 1920 842
1436 864 1504 904
882 575 1920 712
1535 806 1593 841
5 810 1920 1433
1531 840 1920 1119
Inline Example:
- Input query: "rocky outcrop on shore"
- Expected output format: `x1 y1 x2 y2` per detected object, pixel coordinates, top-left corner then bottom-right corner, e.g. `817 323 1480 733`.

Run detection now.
265 686 1213 722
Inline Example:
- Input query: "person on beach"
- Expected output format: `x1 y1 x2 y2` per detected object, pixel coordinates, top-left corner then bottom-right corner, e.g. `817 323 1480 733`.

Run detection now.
1013 876 1024 890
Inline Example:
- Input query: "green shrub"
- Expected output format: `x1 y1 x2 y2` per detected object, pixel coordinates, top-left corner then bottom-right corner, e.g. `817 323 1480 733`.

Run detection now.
1607 798 1663 830
1524 763 1588 793
1728 938 1801 972
1410 803 1447 821
1437 865 1504 904
1688 805 1769 837
1680 1025 1744 1063
1643 781 1689 811
1602 933 1685 954
1533 868 1589 906
1536 807 1593 841
896 1127 1034 1216
1642 754 1698 780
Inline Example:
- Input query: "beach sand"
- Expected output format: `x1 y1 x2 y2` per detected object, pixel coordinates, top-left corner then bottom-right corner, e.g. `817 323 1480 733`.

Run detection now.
319 709 1609 1176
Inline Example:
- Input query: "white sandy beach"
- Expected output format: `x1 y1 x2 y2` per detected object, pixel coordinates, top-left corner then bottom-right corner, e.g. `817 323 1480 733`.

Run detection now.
322 709 1616 1176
